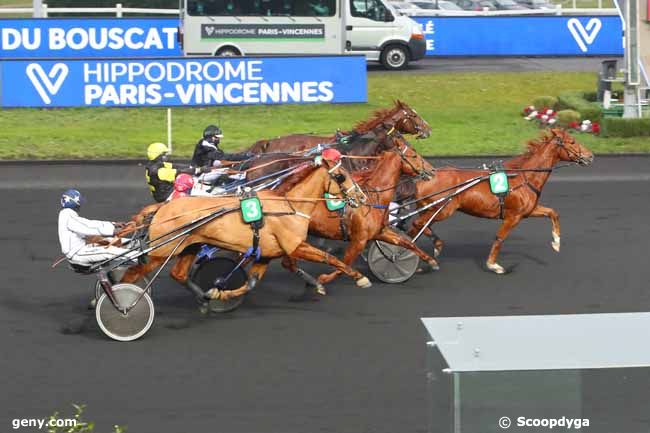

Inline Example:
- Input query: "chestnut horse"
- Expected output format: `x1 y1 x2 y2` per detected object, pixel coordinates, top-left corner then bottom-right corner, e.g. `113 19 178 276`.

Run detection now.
121 153 372 301
304 141 440 285
406 129 594 274
247 100 432 154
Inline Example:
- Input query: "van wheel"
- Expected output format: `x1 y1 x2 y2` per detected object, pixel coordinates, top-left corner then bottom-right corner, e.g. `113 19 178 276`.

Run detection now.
215 47 241 57
381 45 409 70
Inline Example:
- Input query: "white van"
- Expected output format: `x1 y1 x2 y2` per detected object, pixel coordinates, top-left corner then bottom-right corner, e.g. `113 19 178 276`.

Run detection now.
179 0 426 70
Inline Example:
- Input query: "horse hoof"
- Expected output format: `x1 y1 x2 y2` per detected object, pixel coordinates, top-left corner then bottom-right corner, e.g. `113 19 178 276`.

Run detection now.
428 261 440 271
486 262 505 274
356 277 372 288
552 234 561 252
289 284 323 302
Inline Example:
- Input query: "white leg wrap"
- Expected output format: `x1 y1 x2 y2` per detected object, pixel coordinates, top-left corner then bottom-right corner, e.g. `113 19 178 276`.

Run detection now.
486 262 505 274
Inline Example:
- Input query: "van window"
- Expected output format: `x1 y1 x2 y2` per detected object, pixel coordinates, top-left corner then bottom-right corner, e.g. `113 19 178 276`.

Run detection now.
187 0 336 17
350 0 389 21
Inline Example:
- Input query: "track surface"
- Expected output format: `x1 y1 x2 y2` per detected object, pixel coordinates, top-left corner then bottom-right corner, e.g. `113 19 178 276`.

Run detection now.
368 56 623 73
1 156 649 433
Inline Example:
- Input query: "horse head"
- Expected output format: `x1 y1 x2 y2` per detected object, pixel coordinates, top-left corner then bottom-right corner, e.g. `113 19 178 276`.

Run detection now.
319 150 367 208
391 100 432 139
392 135 433 179
549 128 594 166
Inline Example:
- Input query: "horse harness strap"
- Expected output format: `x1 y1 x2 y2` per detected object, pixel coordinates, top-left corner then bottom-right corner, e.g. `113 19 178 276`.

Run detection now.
239 189 264 261
337 207 349 241
511 173 542 199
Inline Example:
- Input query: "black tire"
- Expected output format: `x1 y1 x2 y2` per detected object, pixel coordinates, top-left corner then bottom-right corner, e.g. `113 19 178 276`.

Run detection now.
380 45 409 71
215 46 241 57
189 254 247 313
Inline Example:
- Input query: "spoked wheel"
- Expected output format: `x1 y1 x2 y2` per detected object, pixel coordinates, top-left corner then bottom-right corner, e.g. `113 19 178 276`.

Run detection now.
95 276 150 303
95 283 155 342
367 240 420 283
190 256 248 313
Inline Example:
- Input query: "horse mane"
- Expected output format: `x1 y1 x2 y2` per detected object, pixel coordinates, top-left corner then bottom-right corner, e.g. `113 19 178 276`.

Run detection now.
506 129 558 168
272 163 316 195
353 100 406 134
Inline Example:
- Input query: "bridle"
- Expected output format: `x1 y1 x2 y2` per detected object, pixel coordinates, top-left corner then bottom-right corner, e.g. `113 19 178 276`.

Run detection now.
392 109 429 138
394 140 433 180
551 132 590 165
325 160 367 206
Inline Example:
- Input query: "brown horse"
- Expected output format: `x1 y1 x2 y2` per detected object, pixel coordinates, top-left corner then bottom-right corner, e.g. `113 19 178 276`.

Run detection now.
304 141 440 285
247 100 432 154
406 129 594 274
121 153 372 301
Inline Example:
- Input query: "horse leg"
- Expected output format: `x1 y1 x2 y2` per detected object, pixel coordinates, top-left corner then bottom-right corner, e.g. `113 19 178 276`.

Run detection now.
120 257 165 283
207 260 270 301
375 227 440 271
529 204 561 252
317 238 369 285
169 252 197 284
486 214 523 274
281 256 327 298
289 241 372 288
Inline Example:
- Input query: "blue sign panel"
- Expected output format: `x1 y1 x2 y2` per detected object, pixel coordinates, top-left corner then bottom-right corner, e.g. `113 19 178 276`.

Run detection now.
0 56 367 108
0 18 180 58
413 16 623 56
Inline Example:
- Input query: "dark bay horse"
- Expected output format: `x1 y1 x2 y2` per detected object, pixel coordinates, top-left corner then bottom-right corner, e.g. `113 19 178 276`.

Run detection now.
406 129 594 274
121 153 372 301
304 142 440 285
247 100 432 154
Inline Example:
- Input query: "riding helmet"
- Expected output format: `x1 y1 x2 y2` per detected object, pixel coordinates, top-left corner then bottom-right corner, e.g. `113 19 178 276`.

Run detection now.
147 142 169 161
61 189 84 209
203 125 224 140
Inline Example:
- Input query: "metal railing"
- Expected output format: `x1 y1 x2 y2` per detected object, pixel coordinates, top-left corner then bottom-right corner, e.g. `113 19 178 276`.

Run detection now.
0 4 178 17
0 2 617 17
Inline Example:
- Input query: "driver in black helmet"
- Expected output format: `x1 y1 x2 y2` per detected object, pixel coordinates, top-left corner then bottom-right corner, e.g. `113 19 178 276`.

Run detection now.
191 125 252 168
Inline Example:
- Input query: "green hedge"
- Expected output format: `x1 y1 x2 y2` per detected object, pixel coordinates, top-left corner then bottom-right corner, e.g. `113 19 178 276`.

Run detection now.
532 95 559 111
556 109 581 127
602 117 650 137
558 91 602 121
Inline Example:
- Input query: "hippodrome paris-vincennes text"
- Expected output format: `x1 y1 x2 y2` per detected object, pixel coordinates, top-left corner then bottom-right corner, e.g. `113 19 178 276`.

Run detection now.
80 60 335 105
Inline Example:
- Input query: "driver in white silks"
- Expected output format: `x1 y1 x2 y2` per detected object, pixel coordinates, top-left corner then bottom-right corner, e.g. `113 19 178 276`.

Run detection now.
58 189 139 266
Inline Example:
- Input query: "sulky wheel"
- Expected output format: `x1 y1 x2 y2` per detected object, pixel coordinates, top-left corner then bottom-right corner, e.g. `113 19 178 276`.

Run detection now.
367 240 420 284
190 256 248 313
95 283 155 342
95 275 150 303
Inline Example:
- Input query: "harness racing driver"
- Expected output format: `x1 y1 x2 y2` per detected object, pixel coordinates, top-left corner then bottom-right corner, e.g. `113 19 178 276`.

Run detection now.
58 189 137 266
191 124 252 168
145 142 210 203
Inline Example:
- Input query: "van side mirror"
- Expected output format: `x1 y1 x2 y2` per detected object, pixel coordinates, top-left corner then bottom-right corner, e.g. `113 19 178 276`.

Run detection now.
384 9 394 21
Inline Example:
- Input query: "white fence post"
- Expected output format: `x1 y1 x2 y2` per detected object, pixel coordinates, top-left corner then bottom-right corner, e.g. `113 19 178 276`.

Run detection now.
42 3 48 17
572 0 576 9
116 3 122 17
33 0 42 17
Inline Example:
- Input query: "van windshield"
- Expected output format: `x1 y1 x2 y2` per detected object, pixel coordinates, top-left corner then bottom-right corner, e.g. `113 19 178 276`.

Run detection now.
186 0 336 17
